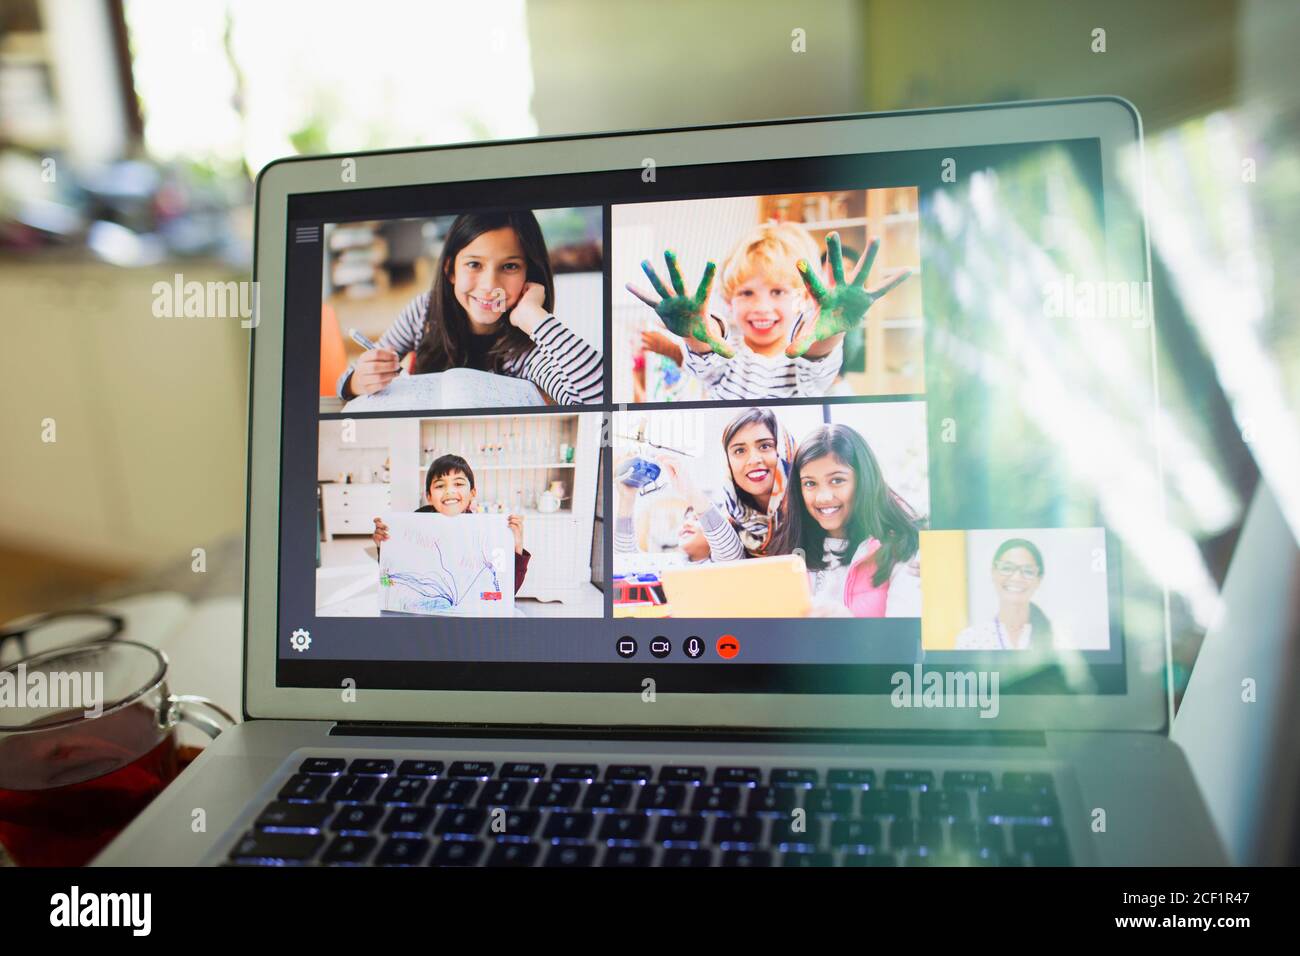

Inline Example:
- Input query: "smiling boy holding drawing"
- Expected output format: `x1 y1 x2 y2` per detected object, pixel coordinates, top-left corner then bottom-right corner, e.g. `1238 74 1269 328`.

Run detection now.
372 454 531 594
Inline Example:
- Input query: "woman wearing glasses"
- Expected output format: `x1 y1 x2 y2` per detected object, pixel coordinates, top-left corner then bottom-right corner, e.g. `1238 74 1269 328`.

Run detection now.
955 538 1054 650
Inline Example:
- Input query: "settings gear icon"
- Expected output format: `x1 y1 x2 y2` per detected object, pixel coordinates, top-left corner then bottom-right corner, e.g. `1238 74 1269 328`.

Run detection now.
290 628 312 653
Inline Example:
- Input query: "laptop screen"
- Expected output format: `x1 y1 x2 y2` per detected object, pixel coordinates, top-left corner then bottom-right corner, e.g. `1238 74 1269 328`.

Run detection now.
277 134 1147 698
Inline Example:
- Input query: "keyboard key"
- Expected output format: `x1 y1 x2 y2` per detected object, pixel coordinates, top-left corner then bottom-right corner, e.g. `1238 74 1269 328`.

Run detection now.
747 787 797 816
721 849 773 867
691 786 742 814
278 774 331 802
804 788 854 817
1013 824 1071 865
599 813 649 842
321 835 377 864
583 783 632 811
883 769 934 791
636 783 687 813
348 759 395 776
859 790 911 818
552 763 599 781
950 822 1007 856
919 789 972 821
397 760 444 777
602 846 653 867
662 848 712 867
530 781 580 809
382 807 437 835
228 831 322 863
659 765 708 784
654 816 706 845
329 805 384 834
844 851 895 866
714 767 763 786
476 780 530 808
770 768 818 787
979 791 1058 825
605 764 653 783
430 840 483 866
448 761 495 779
376 837 429 866
898 850 940 866
545 844 597 867
487 842 540 867
826 769 876 789
1003 772 1056 795
496 809 540 839
376 777 430 806
711 816 764 848
829 819 883 850
770 817 825 848
427 779 481 806
434 808 486 837
543 812 594 841
889 819 943 851
327 775 379 804
782 851 833 867
499 762 547 780
299 757 346 775
944 770 994 791
256 802 332 831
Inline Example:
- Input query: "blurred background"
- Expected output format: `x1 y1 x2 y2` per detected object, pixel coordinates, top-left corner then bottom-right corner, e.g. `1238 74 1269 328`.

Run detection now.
1 0 1297 707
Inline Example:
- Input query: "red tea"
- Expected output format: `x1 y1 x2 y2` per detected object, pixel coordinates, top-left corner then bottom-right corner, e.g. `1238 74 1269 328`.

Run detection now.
0 702 178 867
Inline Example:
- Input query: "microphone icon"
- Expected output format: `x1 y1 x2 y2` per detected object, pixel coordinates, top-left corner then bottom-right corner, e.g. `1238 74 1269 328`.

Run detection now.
685 637 703 659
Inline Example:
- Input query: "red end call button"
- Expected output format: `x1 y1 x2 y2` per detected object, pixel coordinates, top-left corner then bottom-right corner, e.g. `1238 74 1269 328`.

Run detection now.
716 635 740 659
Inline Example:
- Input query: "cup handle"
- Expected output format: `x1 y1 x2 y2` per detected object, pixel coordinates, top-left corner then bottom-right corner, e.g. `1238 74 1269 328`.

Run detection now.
161 694 237 739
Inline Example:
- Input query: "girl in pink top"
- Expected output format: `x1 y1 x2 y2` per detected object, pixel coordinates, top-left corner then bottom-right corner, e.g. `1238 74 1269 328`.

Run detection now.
791 424 922 617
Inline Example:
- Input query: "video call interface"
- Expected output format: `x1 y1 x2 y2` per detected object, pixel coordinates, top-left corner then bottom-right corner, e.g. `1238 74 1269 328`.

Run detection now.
276 137 1133 694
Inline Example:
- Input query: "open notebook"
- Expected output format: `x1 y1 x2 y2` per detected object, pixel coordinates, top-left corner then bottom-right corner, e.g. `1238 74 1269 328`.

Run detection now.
343 368 546 412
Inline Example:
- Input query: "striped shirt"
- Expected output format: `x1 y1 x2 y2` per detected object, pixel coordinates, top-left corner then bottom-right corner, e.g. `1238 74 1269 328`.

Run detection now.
612 516 710 565
695 504 747 563
337 293 603 405
682 314 842 401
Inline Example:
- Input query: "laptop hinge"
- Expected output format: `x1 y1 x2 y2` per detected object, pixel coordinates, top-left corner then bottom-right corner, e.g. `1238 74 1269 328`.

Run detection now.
329 721 1046 747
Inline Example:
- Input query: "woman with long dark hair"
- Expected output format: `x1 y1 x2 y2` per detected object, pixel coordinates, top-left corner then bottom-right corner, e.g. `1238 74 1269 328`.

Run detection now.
337 210 602 405
955 538 1054 650
790 423 922 617
649 406 799 562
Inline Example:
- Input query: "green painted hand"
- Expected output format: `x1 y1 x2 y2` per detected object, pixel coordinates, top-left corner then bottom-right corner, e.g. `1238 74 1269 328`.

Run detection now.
786 232 913 359
626 251 734 359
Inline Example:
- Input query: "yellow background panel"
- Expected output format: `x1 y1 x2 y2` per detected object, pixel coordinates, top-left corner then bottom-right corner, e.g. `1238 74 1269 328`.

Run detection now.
921 530 968 650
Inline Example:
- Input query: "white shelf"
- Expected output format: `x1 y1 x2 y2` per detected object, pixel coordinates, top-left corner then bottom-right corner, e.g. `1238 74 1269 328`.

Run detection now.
799 212 919 231
417 462 576 471
799 217 868 230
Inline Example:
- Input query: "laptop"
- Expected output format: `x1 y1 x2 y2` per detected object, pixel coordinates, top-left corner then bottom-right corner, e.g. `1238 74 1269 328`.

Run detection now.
95 98 1226 867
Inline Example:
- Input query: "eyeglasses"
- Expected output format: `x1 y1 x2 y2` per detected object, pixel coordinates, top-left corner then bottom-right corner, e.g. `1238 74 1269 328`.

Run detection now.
0 609 125 667
993 562 1041 579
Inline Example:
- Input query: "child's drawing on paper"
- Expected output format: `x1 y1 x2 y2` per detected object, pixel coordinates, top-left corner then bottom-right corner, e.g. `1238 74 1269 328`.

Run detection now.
378 513 515 616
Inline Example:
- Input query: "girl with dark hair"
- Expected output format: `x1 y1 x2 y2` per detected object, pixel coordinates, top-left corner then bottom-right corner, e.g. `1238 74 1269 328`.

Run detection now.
955 538 1054 650
338 210 603 405
791 423 922 617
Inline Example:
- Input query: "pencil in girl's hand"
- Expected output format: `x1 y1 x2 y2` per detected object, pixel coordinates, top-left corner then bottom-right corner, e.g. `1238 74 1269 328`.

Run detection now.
349 328 404 376
349 328 378 351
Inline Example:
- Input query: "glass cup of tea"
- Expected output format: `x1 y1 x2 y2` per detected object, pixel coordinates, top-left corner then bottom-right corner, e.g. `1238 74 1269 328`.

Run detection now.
0 640 235 867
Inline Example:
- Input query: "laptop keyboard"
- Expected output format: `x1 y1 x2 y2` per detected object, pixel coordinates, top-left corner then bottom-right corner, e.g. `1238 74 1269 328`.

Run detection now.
225 757 1071 867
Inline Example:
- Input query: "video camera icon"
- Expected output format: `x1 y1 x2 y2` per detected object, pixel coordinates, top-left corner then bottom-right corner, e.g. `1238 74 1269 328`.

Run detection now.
650 637 671 659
